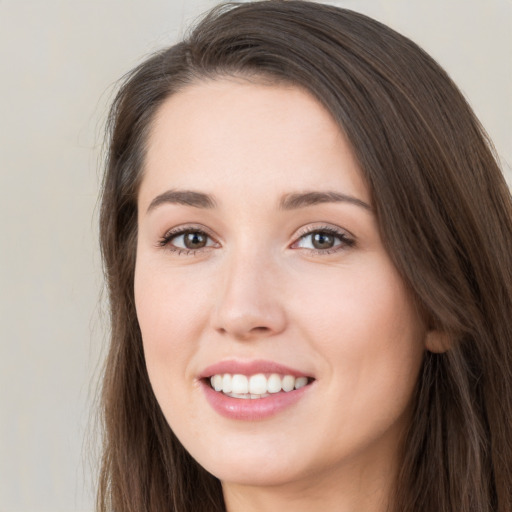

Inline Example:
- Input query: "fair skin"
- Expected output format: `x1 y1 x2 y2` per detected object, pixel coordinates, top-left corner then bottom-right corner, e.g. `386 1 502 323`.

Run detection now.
135 78 437 512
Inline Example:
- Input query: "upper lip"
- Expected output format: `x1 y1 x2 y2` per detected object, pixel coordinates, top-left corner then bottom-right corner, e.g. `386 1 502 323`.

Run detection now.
199 359 312 379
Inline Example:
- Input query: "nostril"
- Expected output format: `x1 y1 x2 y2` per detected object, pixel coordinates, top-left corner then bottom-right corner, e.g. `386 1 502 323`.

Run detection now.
215 324 273 340
251 326 270 333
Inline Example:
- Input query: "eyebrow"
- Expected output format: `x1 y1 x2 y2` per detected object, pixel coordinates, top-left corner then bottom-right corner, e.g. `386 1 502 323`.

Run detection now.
279 191 371 211
146 188 371 214
146 189 216 213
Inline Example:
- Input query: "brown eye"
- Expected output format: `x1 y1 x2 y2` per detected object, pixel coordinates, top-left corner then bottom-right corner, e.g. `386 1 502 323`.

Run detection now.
160 228 217 253
311 232 335 249
292 228 354 253
183 231 208 249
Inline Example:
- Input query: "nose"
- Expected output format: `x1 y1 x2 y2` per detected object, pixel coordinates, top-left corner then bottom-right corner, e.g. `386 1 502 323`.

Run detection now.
212 250 287 341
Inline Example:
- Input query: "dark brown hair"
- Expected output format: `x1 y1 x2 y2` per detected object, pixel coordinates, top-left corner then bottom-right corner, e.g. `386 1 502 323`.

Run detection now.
98 2 512 511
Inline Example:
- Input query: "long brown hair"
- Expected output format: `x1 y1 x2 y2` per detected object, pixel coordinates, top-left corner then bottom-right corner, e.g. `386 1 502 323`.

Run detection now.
98 2 512 511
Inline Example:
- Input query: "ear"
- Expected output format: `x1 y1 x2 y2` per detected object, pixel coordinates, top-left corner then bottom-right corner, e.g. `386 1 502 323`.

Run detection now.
425 329 453 353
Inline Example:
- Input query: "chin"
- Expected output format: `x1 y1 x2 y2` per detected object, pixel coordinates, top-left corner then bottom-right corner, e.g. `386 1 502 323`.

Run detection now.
204 458 304 488
185 432 308 487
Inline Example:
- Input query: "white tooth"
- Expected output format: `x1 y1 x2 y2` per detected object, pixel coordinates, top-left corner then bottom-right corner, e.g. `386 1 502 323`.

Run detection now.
282 375 295 392
295 377 308 389
267 373 282 393
211 374 223 392
250 394 261 399
230 392 250 399
249 374 267 394
222 374 232 393
231 374 249 394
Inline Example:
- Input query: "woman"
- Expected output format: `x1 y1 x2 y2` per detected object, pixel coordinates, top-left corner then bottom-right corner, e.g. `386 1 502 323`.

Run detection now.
97 2 512 511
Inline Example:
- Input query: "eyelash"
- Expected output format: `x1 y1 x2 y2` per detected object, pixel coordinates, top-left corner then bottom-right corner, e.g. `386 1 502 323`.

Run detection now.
158 225 355 256
292 225 355 254
157 225 218 256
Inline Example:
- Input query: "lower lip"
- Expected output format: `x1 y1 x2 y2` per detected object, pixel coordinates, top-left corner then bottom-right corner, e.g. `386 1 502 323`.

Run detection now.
201 380 312 421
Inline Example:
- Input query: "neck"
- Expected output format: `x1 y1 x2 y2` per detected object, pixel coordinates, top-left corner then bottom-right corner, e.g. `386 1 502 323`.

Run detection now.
222 447 397 512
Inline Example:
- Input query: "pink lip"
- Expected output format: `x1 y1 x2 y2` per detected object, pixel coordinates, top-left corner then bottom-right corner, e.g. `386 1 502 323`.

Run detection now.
201 381 312 421
198 359 314 421
199 359 311 379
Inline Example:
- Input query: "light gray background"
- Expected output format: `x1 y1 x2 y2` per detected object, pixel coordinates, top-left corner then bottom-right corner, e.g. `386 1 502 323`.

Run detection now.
0 1 510 511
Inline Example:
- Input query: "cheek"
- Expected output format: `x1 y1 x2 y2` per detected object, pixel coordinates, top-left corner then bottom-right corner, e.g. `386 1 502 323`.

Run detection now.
133 258 211 393
134 259 227 449
293 257 422 344
292 258 425 415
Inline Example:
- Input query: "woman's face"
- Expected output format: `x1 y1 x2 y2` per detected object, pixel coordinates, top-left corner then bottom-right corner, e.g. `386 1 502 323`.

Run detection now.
135 78 427 493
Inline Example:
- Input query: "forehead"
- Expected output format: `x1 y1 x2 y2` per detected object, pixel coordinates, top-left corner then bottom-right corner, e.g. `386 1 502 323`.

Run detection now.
139 78 369 210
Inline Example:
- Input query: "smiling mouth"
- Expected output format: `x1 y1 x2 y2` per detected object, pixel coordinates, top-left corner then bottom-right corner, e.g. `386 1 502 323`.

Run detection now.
207 373 314 399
